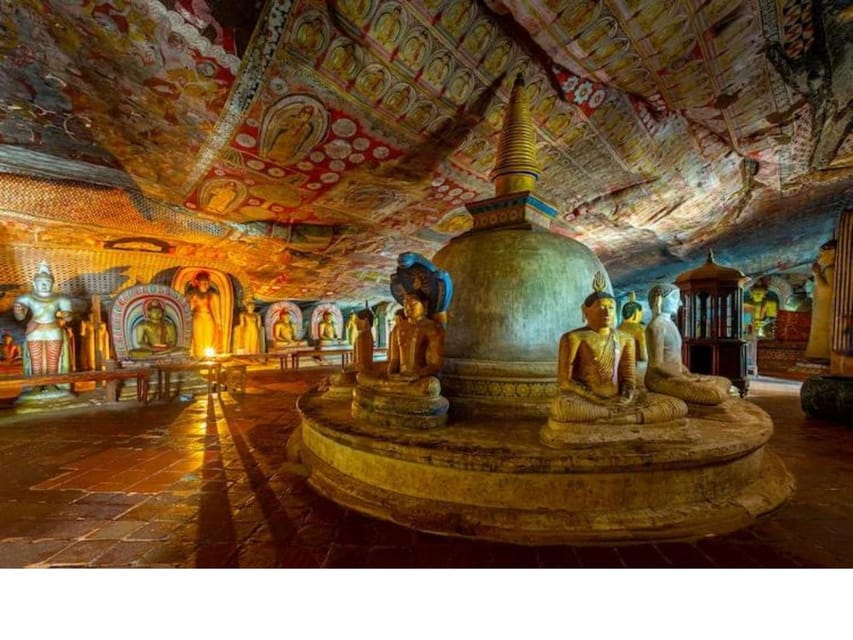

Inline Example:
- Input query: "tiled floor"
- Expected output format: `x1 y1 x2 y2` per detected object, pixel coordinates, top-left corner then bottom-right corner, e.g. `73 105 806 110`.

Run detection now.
0 368 850 568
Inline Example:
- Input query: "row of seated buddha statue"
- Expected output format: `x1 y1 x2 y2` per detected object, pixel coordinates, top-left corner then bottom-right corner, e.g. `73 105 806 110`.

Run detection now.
340 253 733 435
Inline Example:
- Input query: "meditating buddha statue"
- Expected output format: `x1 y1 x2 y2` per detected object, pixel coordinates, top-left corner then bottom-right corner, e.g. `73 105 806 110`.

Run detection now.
545 275 688 430
645 284 732 405
317 310 339 344
272 310 298 349
353 291 448 428
617 292 648 362
130 299 178 359
746 284 778 339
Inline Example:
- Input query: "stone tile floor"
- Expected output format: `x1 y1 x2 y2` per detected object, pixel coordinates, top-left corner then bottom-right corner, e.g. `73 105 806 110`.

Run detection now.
0 368 850 568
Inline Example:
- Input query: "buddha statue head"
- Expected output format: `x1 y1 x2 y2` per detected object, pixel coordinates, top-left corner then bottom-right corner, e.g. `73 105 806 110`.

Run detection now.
145 299 165 322
403 292 428 322
621 292 643 323
749 284 768 304
582 273 616 331
195 270 211 292
648 283 681 316
818 239 837 267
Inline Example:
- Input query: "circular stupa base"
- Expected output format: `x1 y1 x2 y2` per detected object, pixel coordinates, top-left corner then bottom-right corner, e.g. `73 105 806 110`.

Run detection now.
294 391 794 545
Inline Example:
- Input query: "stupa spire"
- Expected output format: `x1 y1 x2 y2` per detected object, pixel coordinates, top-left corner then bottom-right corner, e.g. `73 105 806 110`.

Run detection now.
490 74 541 196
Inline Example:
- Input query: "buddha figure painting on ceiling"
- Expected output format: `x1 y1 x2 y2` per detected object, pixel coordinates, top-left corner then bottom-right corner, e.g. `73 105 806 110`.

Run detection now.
13 261 73 378
373 5 403 48
544 274 688 432
398 30 428 69
644 284 732 405
265 104 319 166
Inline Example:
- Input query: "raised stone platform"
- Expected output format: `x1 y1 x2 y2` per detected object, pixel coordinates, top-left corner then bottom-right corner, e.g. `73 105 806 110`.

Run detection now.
294 390 794 545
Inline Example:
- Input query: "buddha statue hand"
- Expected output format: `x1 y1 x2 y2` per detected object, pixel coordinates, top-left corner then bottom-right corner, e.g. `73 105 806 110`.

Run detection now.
618 386 638 404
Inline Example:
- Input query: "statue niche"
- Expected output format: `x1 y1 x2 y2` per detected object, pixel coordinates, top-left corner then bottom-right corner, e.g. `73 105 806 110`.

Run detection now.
265 301 306 351
310 304 344 347
110 285 192 361
171 268 233 358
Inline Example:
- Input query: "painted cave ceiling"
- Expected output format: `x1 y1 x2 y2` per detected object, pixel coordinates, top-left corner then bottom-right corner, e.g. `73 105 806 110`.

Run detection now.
0 0 850 307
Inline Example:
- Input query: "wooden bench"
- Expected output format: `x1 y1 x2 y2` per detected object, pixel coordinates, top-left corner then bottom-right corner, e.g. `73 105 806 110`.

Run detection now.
0 368 153 404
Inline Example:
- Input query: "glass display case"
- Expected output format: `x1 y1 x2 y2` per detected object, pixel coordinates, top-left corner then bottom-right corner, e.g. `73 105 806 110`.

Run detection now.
675 251 750 396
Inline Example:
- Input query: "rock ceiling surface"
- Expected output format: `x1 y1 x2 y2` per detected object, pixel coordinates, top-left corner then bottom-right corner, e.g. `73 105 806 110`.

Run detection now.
0 0 850 305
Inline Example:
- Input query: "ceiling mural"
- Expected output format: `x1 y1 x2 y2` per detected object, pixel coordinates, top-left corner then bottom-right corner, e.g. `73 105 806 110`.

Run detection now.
0 0 850 306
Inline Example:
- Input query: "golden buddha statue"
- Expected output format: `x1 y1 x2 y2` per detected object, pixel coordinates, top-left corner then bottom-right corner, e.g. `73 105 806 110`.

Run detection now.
617 291 648 362
746 284 778 339
130 299 178 359
645 284 732 405
546 275 688 427
233 302 263 354
317 310 339 344
352 308 375 372
185 271 222 358
805 239 836 361
272 310 298 349
354 292 448 428
358 293 444 391
345 312 358 346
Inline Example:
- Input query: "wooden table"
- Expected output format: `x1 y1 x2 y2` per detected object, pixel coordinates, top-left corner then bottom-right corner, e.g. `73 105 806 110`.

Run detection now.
0 368 153 404
232 350 299 372
290 347 353 370
153 360 248 400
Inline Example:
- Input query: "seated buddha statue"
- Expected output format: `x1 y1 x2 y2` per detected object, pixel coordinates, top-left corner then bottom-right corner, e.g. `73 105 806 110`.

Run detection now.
272 310 298 350
645 284 732 405
546 275 688 429
1 333 21 361
746 284 778 339
317 310 339 345
354 292 448 428
617 292 648 362
358 293 444 395
130 300 178 359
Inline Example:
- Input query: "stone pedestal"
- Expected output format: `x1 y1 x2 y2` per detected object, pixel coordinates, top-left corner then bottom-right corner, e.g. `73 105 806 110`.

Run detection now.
295 390 794 545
